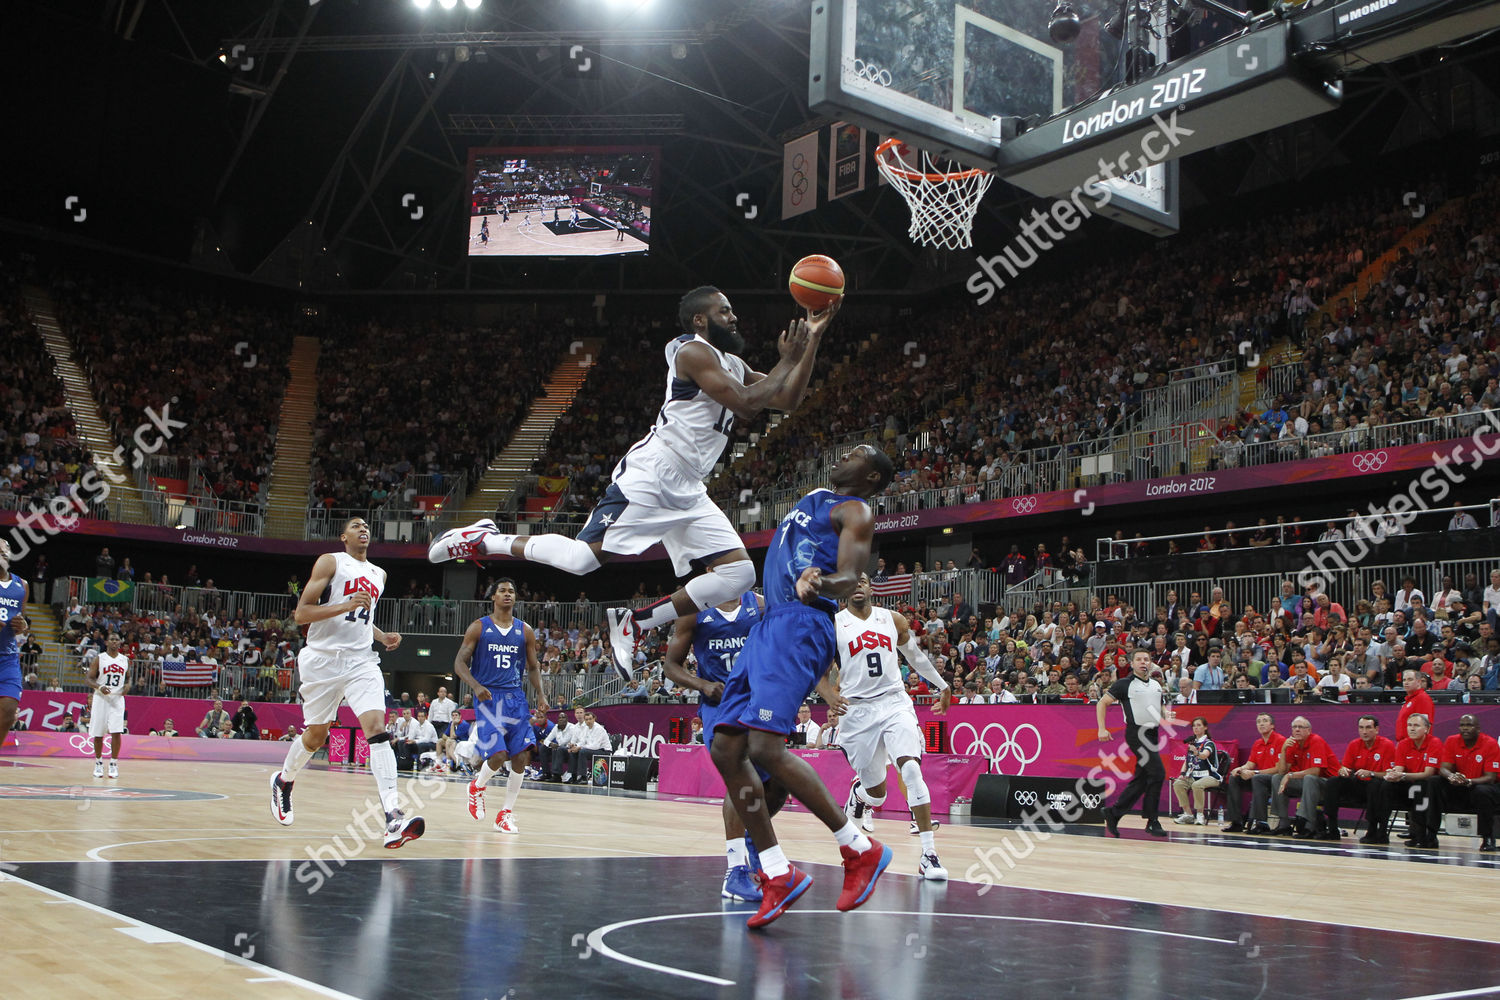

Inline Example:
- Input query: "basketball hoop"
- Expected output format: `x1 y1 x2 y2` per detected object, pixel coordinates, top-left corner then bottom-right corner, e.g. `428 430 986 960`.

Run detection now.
875 139 993 251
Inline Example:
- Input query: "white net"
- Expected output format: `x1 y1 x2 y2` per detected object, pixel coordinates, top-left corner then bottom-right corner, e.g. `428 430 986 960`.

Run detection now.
875 140 994 251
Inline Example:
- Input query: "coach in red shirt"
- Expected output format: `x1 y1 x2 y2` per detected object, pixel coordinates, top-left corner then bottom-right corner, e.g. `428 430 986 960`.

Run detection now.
1223 713 1287 834
1368 713 1445 848
1396 669 1436 736
1319 715 1398 840
1440 713 1500 852
1273 716 1339 837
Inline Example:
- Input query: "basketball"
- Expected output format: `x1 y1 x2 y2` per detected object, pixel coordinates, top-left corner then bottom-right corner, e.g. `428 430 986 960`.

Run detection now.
788 254 845 310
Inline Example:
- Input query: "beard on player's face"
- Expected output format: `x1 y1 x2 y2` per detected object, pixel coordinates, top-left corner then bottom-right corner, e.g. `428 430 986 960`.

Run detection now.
702 313 744 354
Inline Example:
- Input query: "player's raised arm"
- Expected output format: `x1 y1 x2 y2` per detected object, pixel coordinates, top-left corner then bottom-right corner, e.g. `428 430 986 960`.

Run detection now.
664 612 719 703
744 300 841 412
453 619 490 703
294 553 369 626
523 622 548 715
677 313 816 422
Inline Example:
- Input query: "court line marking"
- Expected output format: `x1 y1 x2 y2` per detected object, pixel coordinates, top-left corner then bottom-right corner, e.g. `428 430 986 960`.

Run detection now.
1394 987 1500 1000
585 909 1242 987
83 834 689 862
0 871 360 1000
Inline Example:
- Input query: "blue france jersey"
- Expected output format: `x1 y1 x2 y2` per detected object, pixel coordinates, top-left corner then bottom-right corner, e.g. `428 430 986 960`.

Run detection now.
471 616 528 690
0 575 26 659
692 593 761 685
763 488 864 614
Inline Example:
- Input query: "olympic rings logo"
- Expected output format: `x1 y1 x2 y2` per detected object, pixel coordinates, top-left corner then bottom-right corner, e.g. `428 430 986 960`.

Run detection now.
1350 451 1389 472
1013 790 1038 806
68 735 92 754
849 58 894 87
950 722 1043 774
1011 496 1037 514
1081 793 1103 809
789 151 810 206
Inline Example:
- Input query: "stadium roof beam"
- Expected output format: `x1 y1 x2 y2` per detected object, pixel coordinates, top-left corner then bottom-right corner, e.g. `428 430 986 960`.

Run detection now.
444 114 685 136
220 30 710 55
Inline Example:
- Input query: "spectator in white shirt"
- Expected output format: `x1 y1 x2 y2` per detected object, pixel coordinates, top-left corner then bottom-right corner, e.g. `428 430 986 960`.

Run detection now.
1485 569 1500 634
1448 502 1479 530
428 686 458 737
563 710 611 784
1394 577 1424 615
540 710 578 782
792 704 821 746
399 710 437 771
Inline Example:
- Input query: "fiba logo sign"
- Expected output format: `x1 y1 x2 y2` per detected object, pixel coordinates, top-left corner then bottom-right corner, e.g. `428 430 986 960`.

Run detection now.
1350 451 1390 473
951 722 1043 774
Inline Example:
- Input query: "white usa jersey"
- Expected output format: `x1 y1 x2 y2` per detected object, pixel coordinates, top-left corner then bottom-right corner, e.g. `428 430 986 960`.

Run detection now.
835 607 905 700
305 552 386 652
612 333 751 485
95 651 129 695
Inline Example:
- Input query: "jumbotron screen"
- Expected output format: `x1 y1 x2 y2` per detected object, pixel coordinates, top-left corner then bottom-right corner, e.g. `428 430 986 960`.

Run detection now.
464 145 657 257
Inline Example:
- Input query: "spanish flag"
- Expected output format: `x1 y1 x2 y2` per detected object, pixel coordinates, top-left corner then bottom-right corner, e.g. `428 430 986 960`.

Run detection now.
537 476 569 496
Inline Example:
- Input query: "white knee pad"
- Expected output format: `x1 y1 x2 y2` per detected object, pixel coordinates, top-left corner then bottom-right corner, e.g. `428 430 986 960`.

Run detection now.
901 759 930 809
857 769 888 804
684 558 755 610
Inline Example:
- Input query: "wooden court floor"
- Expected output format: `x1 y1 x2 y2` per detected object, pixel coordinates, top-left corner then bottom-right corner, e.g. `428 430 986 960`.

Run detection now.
3 755 1498 999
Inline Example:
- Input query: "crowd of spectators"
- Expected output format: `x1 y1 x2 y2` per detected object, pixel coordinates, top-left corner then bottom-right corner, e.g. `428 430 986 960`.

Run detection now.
310 315 572 512
0 259 101 517
711 181 1448 508
865 569 1500 710
56 270 295 509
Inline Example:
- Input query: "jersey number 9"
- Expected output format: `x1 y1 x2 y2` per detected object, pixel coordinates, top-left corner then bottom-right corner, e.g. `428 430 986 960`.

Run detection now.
866 652 882 678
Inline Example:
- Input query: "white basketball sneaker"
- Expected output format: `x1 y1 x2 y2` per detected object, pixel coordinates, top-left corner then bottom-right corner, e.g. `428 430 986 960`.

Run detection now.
495 809 519 835
384 809 426 849
919 851 949 881
428 519 499 564
107 760 118 779
93 760 104 779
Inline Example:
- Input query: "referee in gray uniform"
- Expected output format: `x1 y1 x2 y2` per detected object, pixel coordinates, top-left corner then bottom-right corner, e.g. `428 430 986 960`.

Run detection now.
1096 648 1169 837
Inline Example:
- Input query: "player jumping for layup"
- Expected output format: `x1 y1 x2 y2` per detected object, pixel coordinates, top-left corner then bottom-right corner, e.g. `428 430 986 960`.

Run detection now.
835 573 950 880
711 444 896 928
453 577 548 834
430 287 836 682
271 518 424 848
0 539 29 755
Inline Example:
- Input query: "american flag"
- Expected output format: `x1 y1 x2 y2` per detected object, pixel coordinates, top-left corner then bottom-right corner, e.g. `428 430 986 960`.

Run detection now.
162 658 218 688
870 574 913 598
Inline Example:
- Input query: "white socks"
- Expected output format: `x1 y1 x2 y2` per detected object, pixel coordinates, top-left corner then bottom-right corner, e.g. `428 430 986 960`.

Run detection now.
474 759 499 787
834 821 872 853
759 844 790 878
369 741 401 814
281 734 316 780
503 766 523 810
522 534 602 574
919 829 936 853
726 838 746 872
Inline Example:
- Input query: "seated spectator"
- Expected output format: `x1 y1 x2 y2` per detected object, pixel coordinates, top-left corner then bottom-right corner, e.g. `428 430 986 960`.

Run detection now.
149 718 178 737
197 699 230 738
1171 716 1223 825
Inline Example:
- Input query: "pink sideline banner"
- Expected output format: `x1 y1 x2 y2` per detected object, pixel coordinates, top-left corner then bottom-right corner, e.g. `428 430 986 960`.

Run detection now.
561 703 1500 776
657 745 986 815
10 691 358 740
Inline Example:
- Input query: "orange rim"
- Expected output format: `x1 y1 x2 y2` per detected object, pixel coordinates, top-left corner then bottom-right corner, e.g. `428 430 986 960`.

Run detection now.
875 138 989 182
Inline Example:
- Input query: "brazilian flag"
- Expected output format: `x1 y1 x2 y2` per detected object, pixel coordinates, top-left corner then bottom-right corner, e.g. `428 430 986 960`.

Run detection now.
87 578 135 603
